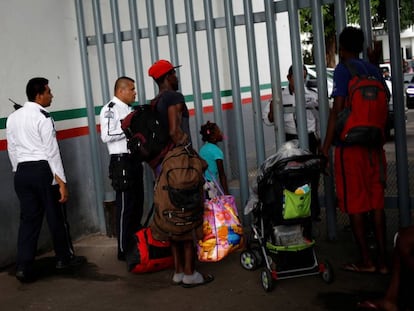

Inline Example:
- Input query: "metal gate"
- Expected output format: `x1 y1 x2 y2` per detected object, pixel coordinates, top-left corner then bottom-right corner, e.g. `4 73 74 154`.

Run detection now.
74 0 410 239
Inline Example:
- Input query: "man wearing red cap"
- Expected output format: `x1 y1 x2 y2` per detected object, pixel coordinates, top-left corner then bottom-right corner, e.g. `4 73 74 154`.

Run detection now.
148 59 213 288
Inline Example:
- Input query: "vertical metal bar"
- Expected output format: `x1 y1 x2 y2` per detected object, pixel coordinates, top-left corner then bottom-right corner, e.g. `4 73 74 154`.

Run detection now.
243 0 266 166
146 0 159 95
287 0 308 149
129 0 153 210
334 0 347 41
129 0 146 106
165 0 180 72
264 0 284 150
359 0 372 60
386 0 411 226
311 0 337 240
146 0 158 61
110 0 125 76
184 0 203 149
74 0 106 233
203 0 229 176
92 0 110 102
224 0 249 216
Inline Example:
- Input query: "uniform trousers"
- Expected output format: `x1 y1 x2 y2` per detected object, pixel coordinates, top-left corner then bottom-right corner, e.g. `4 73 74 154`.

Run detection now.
14 160 74 272
110 155 144 258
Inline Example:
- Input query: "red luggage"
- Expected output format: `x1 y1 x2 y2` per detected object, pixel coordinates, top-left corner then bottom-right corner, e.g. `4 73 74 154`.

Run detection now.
126 227 174 273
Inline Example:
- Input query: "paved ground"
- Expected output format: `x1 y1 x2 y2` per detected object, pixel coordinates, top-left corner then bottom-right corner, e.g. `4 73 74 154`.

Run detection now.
0 210 402 311
2 113 412 311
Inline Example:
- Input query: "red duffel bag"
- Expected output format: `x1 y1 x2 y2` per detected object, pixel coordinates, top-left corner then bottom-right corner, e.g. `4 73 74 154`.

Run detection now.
126 226 174 273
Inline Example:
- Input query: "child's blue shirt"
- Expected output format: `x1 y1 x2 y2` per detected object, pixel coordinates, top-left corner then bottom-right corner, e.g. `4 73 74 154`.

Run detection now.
199 142 224 181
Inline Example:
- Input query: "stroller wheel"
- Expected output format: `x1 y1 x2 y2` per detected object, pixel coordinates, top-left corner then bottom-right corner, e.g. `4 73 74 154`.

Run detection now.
261 268 274 292
320 260 334 284
240 250 261 270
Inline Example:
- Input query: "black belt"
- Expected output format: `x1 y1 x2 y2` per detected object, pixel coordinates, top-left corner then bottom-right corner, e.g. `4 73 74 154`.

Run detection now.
18 160 48 166
110 153 130 159
286 132 315 138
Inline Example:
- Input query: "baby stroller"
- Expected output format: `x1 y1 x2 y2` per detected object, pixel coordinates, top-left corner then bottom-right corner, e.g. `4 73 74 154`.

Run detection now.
240 141 334 292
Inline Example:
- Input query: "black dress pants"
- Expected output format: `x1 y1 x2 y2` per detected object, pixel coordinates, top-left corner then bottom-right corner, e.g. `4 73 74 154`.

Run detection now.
109 155 144 258
14 161 74 272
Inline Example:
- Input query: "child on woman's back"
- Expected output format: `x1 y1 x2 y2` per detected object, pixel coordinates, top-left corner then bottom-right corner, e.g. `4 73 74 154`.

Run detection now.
199 121 229 198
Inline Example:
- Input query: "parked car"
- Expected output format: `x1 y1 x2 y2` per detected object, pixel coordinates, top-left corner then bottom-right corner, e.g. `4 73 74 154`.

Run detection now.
383 79 394 140
305 65 334 97
305 65 398 140
404 73 414 109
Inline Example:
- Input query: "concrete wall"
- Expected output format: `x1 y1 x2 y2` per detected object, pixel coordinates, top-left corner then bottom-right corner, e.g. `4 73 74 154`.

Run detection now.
0 0 101 267
0 0 293 267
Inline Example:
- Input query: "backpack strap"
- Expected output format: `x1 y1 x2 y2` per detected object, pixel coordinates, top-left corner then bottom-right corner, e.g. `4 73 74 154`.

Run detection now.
344 61 361 78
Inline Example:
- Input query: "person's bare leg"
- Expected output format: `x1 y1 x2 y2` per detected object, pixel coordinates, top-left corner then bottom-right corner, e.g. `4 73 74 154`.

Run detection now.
363 232 400 311
349 212 374 268
170 241 185 284
373 209 388 272
171 241 184 273
183 240 195 275
363 227 414 311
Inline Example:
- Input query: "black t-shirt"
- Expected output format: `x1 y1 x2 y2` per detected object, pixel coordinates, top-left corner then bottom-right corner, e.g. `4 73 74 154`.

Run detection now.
155 90 191 144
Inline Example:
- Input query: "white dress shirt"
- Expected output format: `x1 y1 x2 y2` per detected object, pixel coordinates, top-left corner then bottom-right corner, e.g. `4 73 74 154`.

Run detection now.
6 101 67 184
99 96 133 155
262 86 319 135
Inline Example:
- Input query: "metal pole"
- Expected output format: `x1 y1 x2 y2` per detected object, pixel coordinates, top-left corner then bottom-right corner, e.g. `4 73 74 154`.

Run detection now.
224 0 249 217
129 0 146 106
243 0 266 166
146 0 159 95
386 0 411 227
184 0 204 150
129 0 153 211
92 0 110 102
165 0 180 71
264 0 284 150
334 0 347 44
74 0 106 233
359 0 373 60
203 0 229 177
311 0 337 240
110 0 125 77
287 0 308 150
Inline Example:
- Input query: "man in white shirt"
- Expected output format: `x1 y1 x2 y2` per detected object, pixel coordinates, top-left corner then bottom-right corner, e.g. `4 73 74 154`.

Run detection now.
6 77 84 282
100 76 144 261
263 65 321 222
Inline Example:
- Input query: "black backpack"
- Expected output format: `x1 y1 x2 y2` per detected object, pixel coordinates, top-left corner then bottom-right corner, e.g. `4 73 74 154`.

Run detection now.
121 102 169 163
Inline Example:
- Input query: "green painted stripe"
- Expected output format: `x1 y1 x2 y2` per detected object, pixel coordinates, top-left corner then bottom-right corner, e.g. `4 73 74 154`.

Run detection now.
0 83 283 129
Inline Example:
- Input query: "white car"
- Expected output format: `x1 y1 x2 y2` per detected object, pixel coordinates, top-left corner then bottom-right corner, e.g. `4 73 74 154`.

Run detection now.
305 65 334 98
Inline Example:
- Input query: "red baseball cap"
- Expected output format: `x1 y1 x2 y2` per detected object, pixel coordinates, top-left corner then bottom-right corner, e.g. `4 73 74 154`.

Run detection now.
148 59 181 79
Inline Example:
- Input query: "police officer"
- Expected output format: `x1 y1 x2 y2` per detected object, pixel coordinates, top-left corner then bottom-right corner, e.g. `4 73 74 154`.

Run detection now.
6 77 85 282
100 76 144 261
263 65 321 222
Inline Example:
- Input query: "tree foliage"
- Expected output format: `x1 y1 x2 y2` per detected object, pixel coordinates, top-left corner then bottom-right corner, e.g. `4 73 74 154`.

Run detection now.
300 0 414 66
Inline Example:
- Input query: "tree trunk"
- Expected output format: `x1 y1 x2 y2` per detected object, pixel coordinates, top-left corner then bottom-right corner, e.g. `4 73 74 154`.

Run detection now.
325 34 337 68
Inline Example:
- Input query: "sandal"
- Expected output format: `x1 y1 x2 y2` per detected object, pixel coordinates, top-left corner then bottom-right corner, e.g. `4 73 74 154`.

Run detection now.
357 300 379 310
377 265 390 275
342 263 376 274
182 273 214 288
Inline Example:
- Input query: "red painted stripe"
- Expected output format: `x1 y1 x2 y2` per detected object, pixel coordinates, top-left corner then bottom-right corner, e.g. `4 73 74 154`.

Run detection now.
0 94 272 151
0 139 6 151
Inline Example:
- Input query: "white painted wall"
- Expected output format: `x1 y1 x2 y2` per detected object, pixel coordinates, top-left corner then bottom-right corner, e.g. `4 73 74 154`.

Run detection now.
0 0 86 137
0 1 292 135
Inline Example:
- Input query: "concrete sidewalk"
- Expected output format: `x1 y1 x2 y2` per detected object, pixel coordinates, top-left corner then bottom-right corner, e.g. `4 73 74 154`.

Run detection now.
0 211 398 311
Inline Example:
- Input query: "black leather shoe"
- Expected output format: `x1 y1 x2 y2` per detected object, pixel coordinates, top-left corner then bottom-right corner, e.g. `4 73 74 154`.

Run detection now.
56 255 86 269
15 270 36 283
117 252 126 261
